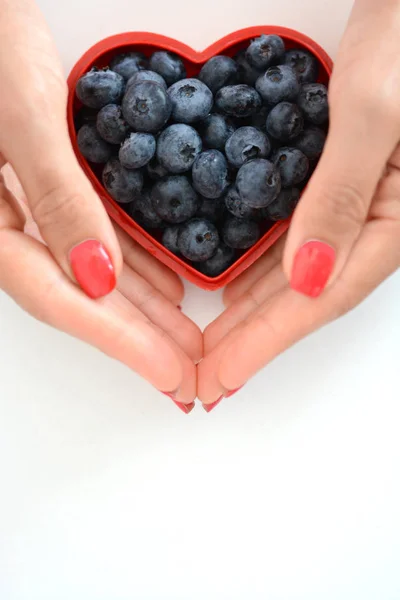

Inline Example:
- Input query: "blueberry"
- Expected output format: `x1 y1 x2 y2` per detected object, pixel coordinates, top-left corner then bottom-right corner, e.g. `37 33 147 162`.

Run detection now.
199 56 238 93
192 150 230 199
162 225 182 254
267 187 300 221
272 147 309 187
293 126 326 160
225 186 260 219
222 216 260 249
76 68 125 109
119 132 156 169
199 114 236 151
96 104 130 144
102 158 144 204
110 52 148 80
177 218 220 262
266 102 304 141
157 124 202 173
146 157 169 181
215 85 262 118
168 78 213 124
122 80 172 133
235 51 263 86
77 124 114 163
126 70 167 91
246 35 285 70
284 49 319 84
198 244 236 277
256 65 300 106
225 126 271 168
236 158 281 208
196 196 225 223
151 175 199 223
149 51 186 86
128 189 165 230
297 83 329 125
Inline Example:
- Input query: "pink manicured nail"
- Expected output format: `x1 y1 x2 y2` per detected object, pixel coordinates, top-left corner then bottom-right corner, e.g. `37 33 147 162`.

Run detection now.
203 386 244 412
225 386 243 398
162 392 195 414
203 396 223 413
290 240 335 298
69 239 116 299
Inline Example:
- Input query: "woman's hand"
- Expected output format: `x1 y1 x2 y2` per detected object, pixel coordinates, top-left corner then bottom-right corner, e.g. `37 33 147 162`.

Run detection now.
199 0 400 410
0 0 201 411
0 167 202 411
0 0 122 298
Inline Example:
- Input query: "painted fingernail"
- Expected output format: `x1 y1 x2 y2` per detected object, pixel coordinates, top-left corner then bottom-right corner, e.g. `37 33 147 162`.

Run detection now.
290 240 335 298
225 386 243 398
203 396 223 413
177 305 182 311
70 240 116 299
162 392 195 414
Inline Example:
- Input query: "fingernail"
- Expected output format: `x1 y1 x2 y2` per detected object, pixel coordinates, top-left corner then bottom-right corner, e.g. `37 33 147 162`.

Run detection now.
162 392 195 414
225 386 243 398
203 386 244 413
177 305 182 311
203 396 223 413
70 239 116 299
290 240 335 298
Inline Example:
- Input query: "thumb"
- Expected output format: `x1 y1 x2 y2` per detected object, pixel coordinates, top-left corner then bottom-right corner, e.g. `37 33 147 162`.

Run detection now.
3 112 122 299
283 88 400 299
0 0 122 299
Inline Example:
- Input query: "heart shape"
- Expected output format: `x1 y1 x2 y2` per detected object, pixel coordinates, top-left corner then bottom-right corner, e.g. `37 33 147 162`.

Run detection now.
67 27 332 290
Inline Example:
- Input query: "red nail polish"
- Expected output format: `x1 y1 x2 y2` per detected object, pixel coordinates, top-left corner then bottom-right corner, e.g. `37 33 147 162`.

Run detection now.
203 396 223 413
225 386 243 398
290 240 335 298
70 240 116 299
177 305 182 311
162 392 194 414
174 401 195 414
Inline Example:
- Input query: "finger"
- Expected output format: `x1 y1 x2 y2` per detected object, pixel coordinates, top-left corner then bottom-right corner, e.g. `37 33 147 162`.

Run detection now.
0 173 25 231
0 182 194 405
118 263 203 363
223 234 286 307
205 264 286 354
116 225 184 306
100 289 197 406
283 3 400 298
0 0 122 299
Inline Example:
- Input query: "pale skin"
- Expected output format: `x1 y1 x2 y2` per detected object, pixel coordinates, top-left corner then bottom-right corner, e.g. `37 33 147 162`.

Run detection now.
1 0 400 411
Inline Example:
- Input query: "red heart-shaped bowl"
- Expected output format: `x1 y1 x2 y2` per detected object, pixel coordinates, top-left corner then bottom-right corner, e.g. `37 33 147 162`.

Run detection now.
67 26 332 290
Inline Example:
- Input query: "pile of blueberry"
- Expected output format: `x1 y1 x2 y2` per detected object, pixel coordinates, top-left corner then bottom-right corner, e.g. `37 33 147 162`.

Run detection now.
75 34 328 277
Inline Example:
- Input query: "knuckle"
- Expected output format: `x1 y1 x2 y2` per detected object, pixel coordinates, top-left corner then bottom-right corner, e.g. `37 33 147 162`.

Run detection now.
21 274 64 327
320 181 367 228
32 184 84 230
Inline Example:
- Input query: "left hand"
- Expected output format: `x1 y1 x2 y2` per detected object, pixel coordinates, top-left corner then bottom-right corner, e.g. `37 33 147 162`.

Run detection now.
198 0 400 410
1 166 201 412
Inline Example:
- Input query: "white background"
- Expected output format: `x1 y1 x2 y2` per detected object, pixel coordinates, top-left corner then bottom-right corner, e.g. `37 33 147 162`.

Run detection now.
1 1 400 598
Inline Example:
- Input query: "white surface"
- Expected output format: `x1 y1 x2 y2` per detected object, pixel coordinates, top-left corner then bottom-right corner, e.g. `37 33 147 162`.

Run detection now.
1 1 400 599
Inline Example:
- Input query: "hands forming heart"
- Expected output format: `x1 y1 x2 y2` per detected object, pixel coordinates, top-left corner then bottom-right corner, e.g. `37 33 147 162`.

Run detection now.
1 0 400 413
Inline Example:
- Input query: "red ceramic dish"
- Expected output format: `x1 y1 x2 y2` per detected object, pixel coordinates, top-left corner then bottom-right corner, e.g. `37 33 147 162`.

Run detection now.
67 26 333 291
